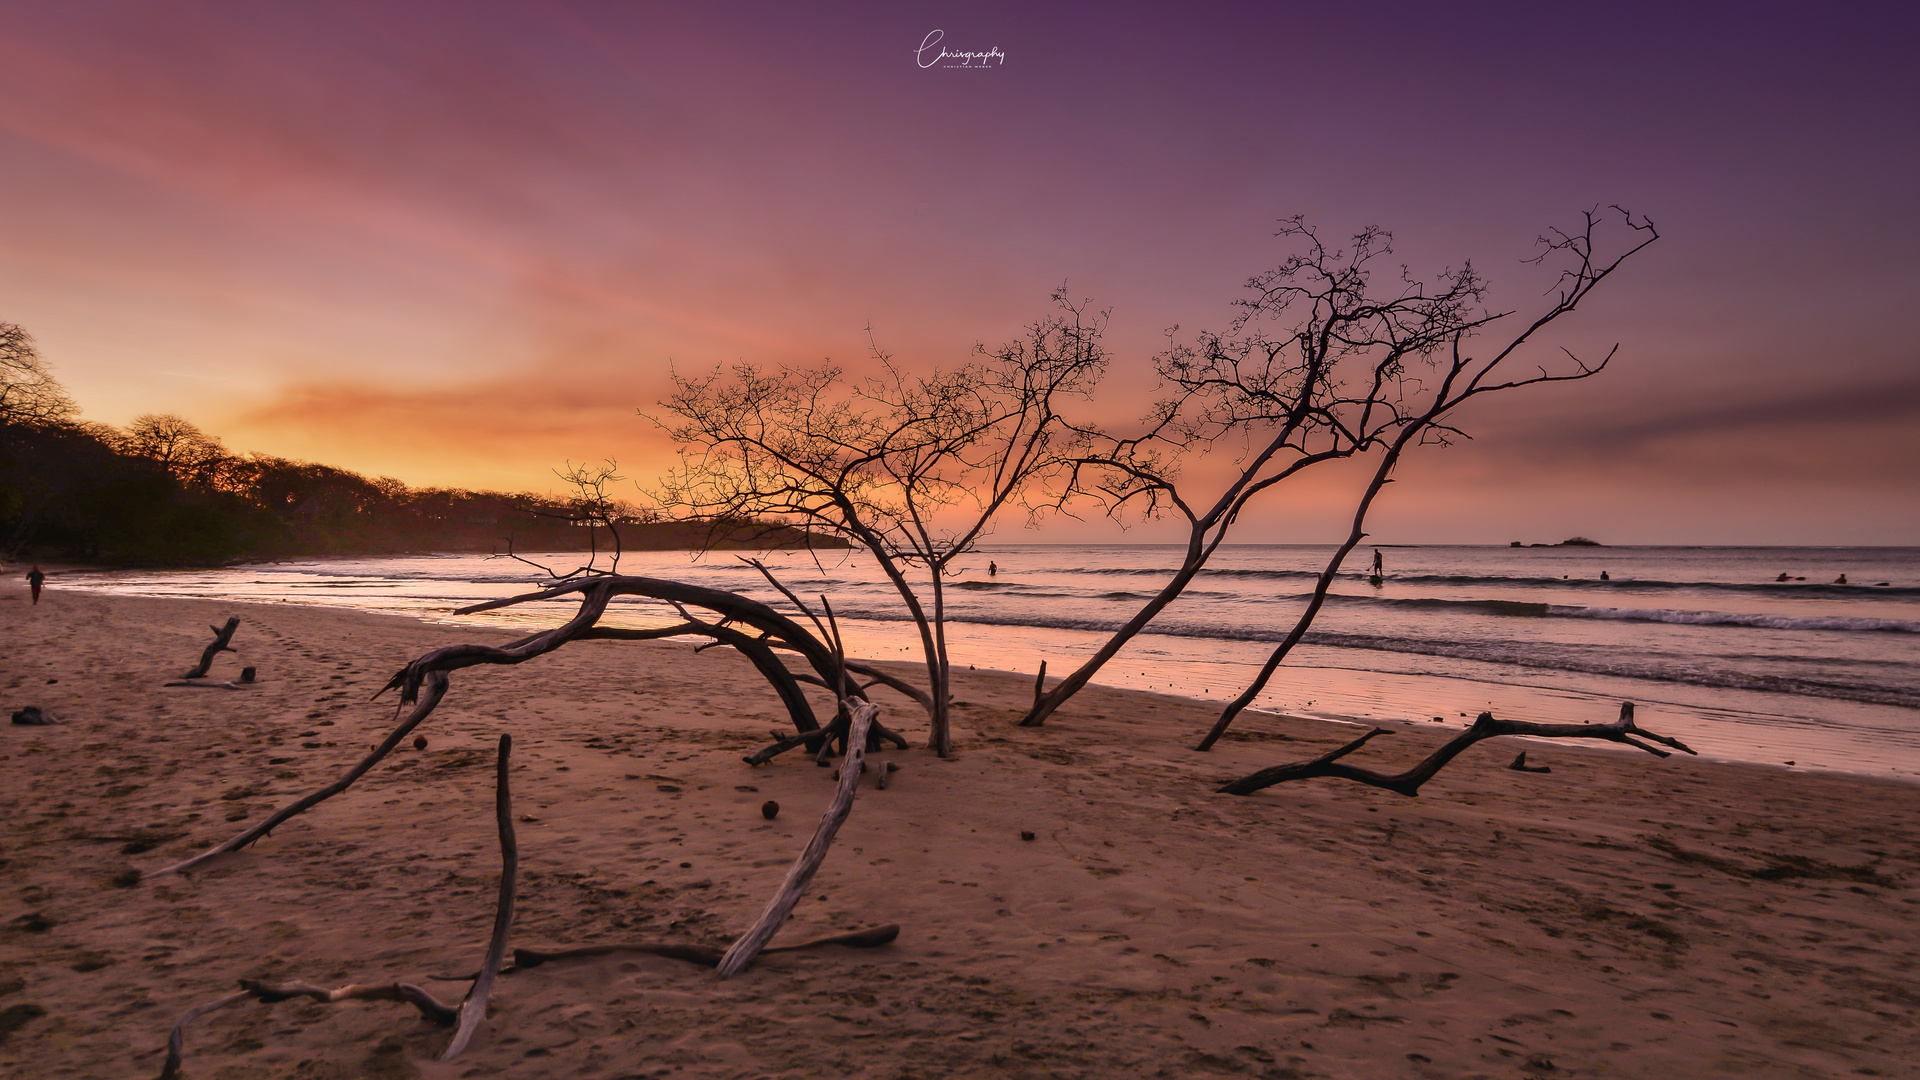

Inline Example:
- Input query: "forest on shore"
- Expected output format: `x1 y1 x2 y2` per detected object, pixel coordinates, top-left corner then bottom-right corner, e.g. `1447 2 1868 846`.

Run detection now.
0 324 833 566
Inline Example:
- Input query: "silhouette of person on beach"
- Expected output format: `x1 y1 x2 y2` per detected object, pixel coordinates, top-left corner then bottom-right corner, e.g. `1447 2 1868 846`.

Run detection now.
1835 573 1848 585
27 565 44 605
988 561 998 577
1600 570 1610 581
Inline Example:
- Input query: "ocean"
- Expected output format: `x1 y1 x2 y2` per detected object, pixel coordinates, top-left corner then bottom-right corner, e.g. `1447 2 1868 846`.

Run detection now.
60 545 1920 778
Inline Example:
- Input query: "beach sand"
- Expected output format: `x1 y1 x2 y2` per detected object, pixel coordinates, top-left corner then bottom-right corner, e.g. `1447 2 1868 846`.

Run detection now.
2 587 1916 1078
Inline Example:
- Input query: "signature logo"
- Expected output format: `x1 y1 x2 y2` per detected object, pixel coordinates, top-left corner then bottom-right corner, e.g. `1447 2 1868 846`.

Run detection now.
916 30 1005 69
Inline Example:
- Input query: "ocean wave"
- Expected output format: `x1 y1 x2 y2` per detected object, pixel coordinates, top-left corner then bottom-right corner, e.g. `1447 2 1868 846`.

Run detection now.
1546 606 1920 633
210 555 1915 599
1003 563 1918 596
1317 594 1920 633
1297 630 1920 710
817 605 1920 708
1331 595 1552 618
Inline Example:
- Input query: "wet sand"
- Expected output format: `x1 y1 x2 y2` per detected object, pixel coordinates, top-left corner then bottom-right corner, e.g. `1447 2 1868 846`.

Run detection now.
2 588 1916 1078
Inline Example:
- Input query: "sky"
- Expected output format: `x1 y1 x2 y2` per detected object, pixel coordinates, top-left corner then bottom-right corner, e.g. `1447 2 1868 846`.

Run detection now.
1 1 1915 544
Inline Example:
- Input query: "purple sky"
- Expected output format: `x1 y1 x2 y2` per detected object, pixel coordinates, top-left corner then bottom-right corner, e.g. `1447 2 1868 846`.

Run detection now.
1 1 1915 543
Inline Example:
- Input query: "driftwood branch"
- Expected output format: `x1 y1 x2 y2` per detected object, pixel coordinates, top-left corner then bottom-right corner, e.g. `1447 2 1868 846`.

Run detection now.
1219 702 1693 797
743 705 907 766
512 924 900 971
822 659 935 718
717 699 879 978
237 978 458 1023
442 733 518 1062
181 616 240 679
148 671 451 878
158 991 250 1080
156 976 461 1079
745 715 843 766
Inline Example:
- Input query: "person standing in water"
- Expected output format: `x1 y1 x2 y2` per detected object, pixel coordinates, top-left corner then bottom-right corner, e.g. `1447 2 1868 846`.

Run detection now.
27 565 45 605
988 561 998 577
1371 549 1383 575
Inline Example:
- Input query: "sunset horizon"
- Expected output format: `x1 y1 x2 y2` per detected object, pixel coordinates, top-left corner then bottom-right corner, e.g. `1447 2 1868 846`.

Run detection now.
2 3 1914 545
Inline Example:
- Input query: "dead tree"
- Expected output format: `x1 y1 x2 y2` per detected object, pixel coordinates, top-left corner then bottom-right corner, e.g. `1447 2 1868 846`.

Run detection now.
1018 209 1658 738
180 616 240 679
1217 702 1693 797
653 294 1108 756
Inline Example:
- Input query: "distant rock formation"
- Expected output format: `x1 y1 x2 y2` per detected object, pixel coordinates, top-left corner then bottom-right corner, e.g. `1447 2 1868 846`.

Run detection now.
1514 536 1604 548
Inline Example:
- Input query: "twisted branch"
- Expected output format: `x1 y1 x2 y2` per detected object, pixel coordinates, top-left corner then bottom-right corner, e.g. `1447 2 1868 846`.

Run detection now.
1219 702 1693 797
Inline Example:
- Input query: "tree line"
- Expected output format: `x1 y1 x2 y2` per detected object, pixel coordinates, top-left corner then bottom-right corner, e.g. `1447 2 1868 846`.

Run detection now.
0 325 830 565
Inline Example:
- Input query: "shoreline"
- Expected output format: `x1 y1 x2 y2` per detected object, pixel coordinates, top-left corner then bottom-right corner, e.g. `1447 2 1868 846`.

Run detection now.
33 555 1920 781
4 591 1918 1077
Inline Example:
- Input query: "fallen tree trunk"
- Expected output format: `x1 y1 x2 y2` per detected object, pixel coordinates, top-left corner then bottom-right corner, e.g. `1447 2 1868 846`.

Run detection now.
1218 702 1694 797
717 699 878 978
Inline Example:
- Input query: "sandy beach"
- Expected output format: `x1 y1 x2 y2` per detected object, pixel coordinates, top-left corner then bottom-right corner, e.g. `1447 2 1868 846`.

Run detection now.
3 586 1916 1079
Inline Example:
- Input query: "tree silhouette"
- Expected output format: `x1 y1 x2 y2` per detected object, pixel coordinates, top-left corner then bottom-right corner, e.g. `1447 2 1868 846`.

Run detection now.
1022 208 1658 742
0 323 77 428
653 298 1107 755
